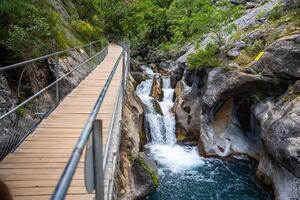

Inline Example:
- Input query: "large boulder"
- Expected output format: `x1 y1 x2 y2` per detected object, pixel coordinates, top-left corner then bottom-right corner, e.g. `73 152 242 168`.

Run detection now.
130 153 158 200
255 97 300 200
251 34 300 79
198 68 289 157
150 74 163 101
131 72 147 84
121 74 147 153
170 63 185 88
0 74 17 114
172 76 203 146
294 80 300 94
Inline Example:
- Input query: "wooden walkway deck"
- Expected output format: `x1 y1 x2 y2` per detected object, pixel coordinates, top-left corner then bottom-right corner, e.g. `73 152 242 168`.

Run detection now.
0 44 123 200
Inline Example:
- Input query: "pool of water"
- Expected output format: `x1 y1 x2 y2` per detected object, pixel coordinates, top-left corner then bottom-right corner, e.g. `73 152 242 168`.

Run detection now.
136 69 272 200
144 145 272 200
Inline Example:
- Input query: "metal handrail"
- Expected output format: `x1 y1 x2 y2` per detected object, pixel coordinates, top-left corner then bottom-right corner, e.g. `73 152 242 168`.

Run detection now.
103 70 123 170
51 50 124 200
0 46 108 120
0 39 107 72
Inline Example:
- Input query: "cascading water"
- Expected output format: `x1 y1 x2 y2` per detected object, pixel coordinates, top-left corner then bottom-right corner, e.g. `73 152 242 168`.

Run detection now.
136 67 272 200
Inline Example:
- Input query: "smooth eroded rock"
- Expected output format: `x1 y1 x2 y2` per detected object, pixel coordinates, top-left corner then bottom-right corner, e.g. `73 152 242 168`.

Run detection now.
251 34 300 79
131 153 158 200
150 74 163 101
199 68 289 156
255 97 300 199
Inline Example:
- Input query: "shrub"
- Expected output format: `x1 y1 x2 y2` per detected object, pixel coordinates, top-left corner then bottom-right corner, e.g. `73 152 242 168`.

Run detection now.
187 43 220 70
256 11 266 20
235 53 254 66
268 5 284 21
244 40 264 57
4 16 54 58
71 19 102 42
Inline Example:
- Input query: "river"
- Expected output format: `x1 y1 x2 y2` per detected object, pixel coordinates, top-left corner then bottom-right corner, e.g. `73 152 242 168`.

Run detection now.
135 67 272 200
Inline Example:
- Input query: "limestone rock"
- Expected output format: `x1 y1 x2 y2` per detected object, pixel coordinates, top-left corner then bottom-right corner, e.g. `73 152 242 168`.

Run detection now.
172 79 201 146
159 60 176 69
150 74 163 101
170 62 185 88
131 72 147 84
230 0 246 5
198 68 289 157
118 74 148 199
294 80 300 94
251 34 300 79
131 153 158 200
122 74 147 153
255 97 300 199
227 48 241 57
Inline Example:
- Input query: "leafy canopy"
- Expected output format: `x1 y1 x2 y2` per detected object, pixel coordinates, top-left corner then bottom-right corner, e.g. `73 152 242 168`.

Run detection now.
187 43 220 71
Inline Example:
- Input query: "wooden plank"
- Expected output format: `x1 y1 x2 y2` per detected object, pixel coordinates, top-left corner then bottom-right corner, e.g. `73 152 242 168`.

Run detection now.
6 179 85 188
0 43 123 199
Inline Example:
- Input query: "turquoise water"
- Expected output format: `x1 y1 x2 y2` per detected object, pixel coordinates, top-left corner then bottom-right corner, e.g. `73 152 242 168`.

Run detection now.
145 148 272 200
136 72 272 200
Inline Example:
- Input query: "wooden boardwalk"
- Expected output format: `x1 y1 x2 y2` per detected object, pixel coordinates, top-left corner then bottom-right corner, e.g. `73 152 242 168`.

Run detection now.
0 44 123 200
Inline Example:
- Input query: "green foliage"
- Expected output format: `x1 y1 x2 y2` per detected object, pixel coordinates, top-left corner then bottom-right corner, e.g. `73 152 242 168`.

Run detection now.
16 107 26 117
136 157 159 188
244 40 264 57
235 53 254 66
268 5 284 21
71 19 102 42
256 11 266 20
0 0 106 63
103 0 170 50
187 43 220 70
166 0 244 46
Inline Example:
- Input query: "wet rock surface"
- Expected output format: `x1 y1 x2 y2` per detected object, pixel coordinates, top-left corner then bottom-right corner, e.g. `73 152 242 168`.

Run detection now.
150 74 164 101
171 34 300 200
118 74 160 200
131 153 158 200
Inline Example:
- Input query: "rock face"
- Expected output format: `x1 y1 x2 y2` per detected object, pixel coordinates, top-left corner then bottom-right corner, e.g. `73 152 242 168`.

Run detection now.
0 74 17 115
294 80 300 94
0 74 18 156
255 97 300 199
130 153 158 199
172 80 201 146
251 34 300 79
118 74 158 199
150 74 163 101
131 72 147 84
176 0 281 64
170 63 185 88
172 34 300 199
199 68 288 157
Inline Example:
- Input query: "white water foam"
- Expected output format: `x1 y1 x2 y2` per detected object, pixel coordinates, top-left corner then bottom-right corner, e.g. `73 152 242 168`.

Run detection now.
148 144 205 173
136 68 205 172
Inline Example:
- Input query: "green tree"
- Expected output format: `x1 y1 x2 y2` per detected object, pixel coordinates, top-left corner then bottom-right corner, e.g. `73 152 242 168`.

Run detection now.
187 43 220 71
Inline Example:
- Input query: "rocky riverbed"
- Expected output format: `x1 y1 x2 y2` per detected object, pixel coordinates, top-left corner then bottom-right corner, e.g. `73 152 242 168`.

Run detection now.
118 34 300 200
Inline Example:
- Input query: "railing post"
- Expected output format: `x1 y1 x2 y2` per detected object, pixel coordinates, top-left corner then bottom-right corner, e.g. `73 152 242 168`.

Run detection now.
93 119 104 200
122 51 126 92
55 54 60 104
89 43 92 56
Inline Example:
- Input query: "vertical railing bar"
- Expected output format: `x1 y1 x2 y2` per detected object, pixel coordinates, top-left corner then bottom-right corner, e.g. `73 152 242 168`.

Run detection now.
55 54 60 104
93 119 104 200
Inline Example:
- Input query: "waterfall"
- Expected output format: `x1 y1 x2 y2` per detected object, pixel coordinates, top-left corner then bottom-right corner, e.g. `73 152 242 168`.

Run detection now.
136 68 204 173
136 67 272 200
